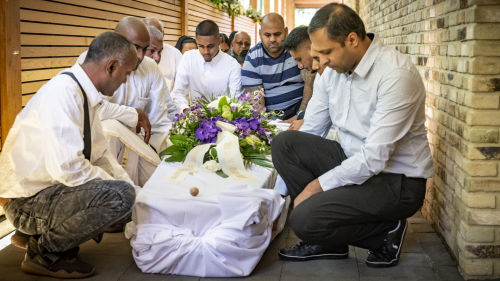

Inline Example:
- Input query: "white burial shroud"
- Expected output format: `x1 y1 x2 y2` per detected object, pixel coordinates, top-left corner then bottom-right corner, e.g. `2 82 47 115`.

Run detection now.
125 162 283 277
125 120 284 277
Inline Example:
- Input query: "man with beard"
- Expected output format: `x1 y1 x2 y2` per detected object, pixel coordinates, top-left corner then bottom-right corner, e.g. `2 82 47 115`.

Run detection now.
171 20 242 112
241 13 304 121
229 31 251 65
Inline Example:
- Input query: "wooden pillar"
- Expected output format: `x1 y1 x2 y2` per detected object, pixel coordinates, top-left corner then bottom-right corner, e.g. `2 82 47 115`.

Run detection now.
180 0 189 36
0 0 22 149
281 0 285 15
274 0 279 13
231 15 235 32
285 0 294 28
264 0 270 15
250 0 257 9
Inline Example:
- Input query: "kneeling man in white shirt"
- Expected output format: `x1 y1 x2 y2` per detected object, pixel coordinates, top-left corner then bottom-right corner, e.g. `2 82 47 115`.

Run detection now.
0 32 138 279
78 17 175 186
171 20 242 112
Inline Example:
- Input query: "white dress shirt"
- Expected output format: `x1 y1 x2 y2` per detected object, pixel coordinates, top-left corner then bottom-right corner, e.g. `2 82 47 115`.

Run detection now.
171 49 242 111
301 34 434 192
158 43 182 92
77 53 175 150
0 64 133 198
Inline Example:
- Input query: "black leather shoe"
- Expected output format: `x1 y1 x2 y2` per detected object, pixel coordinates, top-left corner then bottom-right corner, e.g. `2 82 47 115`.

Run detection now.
366 219 407 267
279 242 349 261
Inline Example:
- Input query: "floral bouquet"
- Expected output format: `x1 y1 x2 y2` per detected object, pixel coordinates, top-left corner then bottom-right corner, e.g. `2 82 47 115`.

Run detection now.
160 90 278 177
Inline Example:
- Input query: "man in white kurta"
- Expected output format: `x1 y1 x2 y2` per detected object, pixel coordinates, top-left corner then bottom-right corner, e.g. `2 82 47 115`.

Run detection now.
78 17 174 186
0 32 137 279
143 17 183 93
171 20 241 112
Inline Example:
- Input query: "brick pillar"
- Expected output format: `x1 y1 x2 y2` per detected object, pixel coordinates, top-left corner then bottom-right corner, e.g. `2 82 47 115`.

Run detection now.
359 0 500 279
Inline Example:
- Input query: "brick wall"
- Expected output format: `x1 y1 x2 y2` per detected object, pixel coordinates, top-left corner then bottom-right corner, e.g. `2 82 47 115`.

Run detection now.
358 0 500 279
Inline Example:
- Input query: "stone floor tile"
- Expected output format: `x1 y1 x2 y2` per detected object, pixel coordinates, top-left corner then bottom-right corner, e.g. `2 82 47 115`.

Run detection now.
415 233 457 266
119 264 200 281
0 264 43 281
411 223 435 233
434 265 465 281
281 259 359 281
79 233 132 256
358 264 436 281
402 233 424 253
0 244 25 265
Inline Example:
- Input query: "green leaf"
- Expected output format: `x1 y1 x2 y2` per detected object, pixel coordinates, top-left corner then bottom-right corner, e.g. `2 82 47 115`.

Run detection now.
164 152 187 162
216 170 229 178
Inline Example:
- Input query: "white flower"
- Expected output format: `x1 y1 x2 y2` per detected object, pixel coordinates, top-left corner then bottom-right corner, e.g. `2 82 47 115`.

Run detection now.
207 96 228 108
203 160 220 172
216 121 236 133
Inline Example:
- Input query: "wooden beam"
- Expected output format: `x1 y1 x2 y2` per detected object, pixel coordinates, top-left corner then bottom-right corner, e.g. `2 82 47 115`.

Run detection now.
250 0 257 9
180 0 189 35
285 0 294 29
1 0 22 149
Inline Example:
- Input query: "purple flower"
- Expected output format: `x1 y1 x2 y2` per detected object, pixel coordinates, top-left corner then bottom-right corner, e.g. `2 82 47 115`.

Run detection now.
195 119 222 143
173 113 185 122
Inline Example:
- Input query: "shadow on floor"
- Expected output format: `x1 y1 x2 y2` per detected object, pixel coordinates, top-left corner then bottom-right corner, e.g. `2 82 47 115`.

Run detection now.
0 212 464 281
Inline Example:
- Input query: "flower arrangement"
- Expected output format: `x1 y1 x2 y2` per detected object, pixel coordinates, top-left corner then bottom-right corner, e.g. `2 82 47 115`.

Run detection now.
160 90 277 176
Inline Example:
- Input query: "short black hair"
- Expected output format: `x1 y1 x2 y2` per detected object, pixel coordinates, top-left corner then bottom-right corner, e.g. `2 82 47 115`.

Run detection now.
196 20 219 37
84 31 132 65
175 35 197 51
220 33 230 45
308 3 366 46
282 26 310 51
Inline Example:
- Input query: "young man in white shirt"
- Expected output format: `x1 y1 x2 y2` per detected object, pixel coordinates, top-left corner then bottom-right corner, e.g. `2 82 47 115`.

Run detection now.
171 20 242 112
78 17 174 186
272 3 434 267
0 32 138 278
143 17 183 93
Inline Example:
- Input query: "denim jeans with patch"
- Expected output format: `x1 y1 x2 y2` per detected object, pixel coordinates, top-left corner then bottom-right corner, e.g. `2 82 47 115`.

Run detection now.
4 179 135 254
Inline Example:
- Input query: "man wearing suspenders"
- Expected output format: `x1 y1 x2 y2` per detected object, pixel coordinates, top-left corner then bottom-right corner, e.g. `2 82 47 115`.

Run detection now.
0 32 140 278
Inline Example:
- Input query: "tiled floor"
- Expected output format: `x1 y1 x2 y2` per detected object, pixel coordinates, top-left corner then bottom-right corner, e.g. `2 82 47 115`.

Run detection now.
0 212 464 281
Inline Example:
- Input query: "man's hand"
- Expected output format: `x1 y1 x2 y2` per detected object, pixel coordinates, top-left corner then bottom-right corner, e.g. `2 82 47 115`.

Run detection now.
281 115 298 124
288 119 304 130
294 178 323 207
136 108 151 144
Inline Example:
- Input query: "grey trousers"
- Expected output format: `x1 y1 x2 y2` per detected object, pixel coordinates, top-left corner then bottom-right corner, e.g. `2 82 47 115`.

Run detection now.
3 179 135 254
271 130 426 250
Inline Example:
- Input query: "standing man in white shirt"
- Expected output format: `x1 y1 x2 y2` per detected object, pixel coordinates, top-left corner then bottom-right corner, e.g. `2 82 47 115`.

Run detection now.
78 17 174 186
143 17 183 93
0 32 137 278
171 20 242 112
272 3 434 268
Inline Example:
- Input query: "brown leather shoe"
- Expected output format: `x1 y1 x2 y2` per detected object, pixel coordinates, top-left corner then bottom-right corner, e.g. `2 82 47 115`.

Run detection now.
21 237 95 279
11 230 29 249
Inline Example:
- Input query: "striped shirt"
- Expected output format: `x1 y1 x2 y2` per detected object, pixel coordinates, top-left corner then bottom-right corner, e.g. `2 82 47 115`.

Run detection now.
241 42 304 111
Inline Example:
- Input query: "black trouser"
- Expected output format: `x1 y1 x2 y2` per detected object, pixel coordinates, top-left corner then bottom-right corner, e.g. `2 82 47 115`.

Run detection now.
271 130 426 250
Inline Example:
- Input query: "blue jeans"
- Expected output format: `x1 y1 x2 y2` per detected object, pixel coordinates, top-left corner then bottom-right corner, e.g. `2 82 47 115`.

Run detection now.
4 179 135 254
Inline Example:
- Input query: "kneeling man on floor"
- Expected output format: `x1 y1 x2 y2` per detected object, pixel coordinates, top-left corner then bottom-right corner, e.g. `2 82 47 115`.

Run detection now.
271 3 434 268
0 32 139 278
